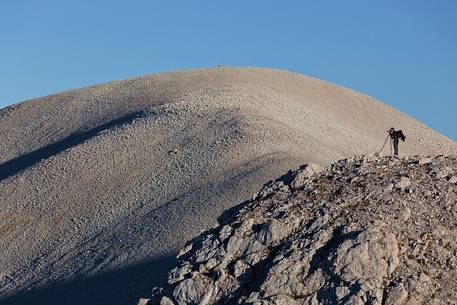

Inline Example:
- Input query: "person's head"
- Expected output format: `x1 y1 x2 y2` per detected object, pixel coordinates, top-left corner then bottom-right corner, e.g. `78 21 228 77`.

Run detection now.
388 127 395 134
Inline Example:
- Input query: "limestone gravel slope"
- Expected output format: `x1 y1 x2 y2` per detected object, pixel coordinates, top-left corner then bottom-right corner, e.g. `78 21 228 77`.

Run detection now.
150 155 457 305
0 67 455 305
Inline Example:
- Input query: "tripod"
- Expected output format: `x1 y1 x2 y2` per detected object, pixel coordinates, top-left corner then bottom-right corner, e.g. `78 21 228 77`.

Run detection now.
378 133 393 156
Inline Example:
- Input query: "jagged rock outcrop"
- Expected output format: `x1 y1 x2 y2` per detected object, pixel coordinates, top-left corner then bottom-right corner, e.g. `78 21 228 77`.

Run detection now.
147 155 457 305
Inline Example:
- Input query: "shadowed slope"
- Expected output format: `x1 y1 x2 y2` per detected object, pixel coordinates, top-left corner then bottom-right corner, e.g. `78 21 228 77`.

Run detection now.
0 111 144 181
1 255 174 305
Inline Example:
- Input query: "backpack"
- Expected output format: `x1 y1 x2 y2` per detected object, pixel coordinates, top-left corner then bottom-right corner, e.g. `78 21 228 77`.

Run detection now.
397 130 406 142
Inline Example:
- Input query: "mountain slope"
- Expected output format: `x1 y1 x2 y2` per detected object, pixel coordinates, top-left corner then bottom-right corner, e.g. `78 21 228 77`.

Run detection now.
0 67 455 305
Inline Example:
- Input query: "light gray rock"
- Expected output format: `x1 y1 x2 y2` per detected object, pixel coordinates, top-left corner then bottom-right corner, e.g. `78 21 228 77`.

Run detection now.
418 157 433 165
159 297 175 305
396 177 412 191
172 274 212 305
137 298 150 305
385 283 408 305
334 226 399 288
398 207 412 221
290 162 322 189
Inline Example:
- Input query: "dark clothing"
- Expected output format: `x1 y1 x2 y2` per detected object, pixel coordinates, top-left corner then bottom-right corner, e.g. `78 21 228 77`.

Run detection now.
389 130 406 156
392 136 399 156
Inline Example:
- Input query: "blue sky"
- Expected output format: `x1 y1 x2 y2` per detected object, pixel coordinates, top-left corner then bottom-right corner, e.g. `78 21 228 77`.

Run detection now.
1 0 456 140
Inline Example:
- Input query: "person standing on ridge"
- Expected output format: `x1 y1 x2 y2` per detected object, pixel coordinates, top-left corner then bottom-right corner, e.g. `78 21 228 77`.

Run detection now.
388 127 406 157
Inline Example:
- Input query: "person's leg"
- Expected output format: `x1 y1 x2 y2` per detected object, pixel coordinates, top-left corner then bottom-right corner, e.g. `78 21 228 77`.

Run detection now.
394 139 399 156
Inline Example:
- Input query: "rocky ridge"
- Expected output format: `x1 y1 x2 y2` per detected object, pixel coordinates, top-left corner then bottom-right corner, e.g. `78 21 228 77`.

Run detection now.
147 155 457 305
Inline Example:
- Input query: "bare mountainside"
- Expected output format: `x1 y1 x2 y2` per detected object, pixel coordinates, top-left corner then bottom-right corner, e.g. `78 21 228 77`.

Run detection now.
0 67 455 305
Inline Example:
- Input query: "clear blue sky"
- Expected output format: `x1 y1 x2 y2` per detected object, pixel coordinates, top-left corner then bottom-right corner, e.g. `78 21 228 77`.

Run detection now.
1 0 456 140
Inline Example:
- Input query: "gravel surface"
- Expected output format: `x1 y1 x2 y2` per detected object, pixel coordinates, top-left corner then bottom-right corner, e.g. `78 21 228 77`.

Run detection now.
0 67 455 305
